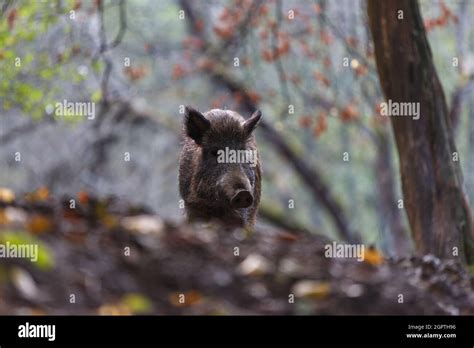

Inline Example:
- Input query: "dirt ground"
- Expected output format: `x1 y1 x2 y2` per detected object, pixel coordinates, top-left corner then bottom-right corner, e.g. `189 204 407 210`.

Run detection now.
1 190 473 315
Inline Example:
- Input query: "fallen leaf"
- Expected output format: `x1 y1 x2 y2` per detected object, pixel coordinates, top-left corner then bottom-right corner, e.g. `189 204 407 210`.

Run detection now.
93 200 108 220
122 293 153 314
292 280 331 299
0 209 7 225
169 290 203 307
277 232 299 242
11 267 39 300
342 283 364 298
279 257 304 276
64 230 87 245
29 308 47 315
363 247 384 266
121 215 164 235
35 187 50 201
25 187 49 202
98 303 131 315
101 214 118 229
3 207 27 225
0 231 55 270
237 253 271 276
0 187 15 203
62 208 83 222
77 190 89 204
27 215 53 235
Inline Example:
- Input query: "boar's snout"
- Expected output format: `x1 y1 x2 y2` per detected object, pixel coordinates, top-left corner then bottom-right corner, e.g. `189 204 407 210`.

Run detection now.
218 170 254 209
231 189 254 209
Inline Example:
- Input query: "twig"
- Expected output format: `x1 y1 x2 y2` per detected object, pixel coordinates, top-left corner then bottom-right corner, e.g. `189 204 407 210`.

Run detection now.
108 0 127 50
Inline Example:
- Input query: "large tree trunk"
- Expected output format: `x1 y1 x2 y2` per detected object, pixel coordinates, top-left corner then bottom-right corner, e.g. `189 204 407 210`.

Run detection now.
469 98 474 207
368 0 474 264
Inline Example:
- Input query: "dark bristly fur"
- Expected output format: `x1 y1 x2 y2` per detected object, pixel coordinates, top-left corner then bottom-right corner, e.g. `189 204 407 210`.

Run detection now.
179 107 262 229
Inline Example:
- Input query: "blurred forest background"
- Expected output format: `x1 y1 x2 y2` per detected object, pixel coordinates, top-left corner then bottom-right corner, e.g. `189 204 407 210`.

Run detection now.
0 0 474 314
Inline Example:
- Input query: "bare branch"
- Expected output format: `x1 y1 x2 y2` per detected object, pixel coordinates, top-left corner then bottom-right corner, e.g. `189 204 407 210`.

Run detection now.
91 0 127 107
108 0 127 50
0 115 55 145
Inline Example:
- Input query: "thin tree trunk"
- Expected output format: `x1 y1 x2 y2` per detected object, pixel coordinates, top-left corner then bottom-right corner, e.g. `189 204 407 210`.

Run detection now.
368 0 474 264
450 0 471 134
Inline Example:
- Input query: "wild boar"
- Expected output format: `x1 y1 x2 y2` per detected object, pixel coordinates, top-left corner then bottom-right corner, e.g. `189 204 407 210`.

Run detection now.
179 107 262 230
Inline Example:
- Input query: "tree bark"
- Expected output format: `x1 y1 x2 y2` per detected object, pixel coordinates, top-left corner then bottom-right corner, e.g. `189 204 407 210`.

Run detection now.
368 0 474 264
469 98 474 206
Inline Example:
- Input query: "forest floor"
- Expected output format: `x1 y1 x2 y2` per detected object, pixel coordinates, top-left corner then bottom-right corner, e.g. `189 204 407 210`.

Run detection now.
0 188 474 315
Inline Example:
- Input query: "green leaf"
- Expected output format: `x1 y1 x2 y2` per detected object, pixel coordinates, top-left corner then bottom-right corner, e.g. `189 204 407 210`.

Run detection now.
122 293 153 314
91 90 102 103
30 88 43 102
39 68 54 80
0 231 55 271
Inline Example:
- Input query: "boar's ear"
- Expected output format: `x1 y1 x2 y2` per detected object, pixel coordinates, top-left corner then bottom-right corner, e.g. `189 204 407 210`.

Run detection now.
184 106 211 145
243 110 262 136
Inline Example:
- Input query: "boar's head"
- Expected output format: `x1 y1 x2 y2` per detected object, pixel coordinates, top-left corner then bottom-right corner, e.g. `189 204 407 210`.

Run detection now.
179 107 262 229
